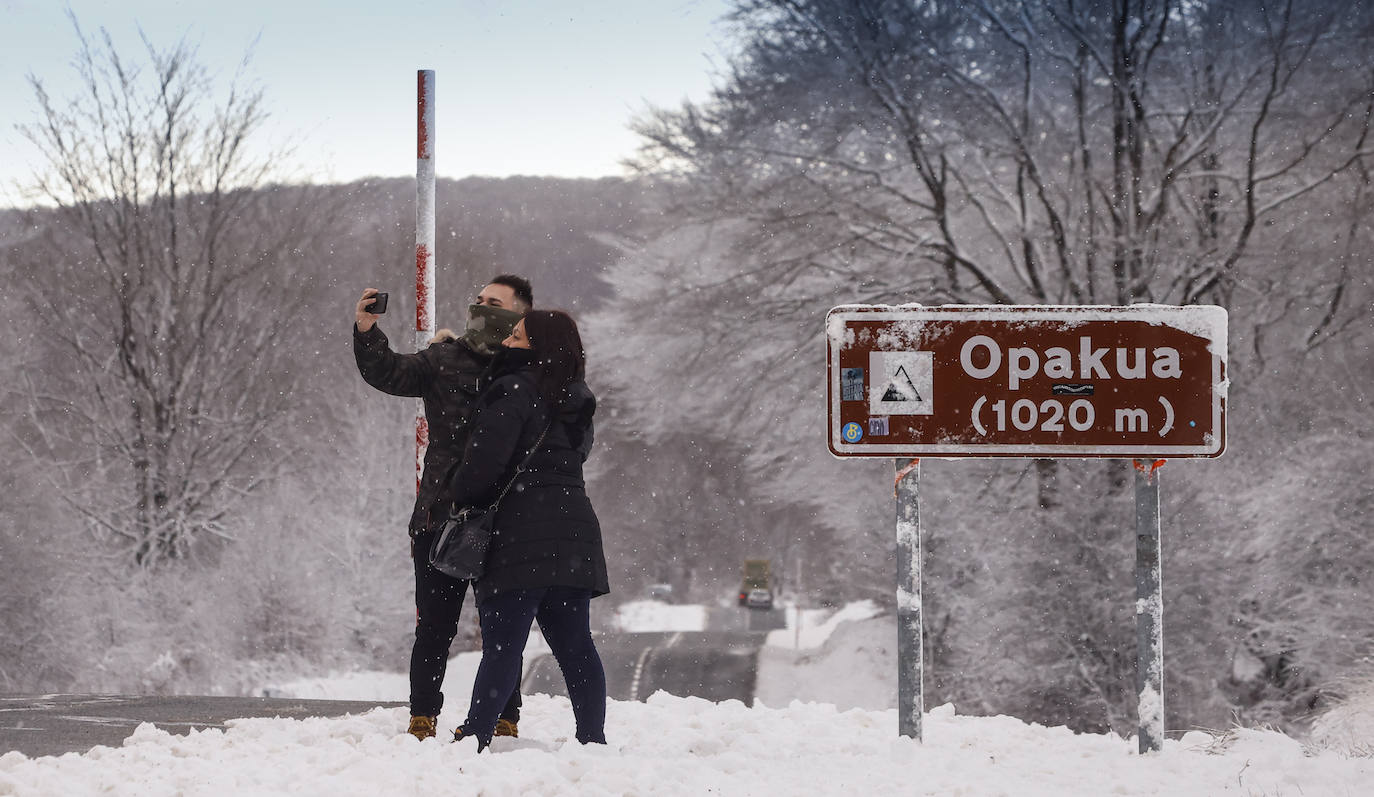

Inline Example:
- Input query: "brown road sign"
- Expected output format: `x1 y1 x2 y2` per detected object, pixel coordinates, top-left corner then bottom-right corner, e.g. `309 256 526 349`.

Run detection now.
827 305 1227 458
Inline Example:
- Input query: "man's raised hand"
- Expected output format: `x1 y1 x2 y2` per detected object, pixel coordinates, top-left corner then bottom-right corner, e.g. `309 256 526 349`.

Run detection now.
356 288 382 332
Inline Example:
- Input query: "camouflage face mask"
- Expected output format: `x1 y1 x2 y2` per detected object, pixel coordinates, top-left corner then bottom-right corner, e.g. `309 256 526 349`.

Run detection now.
463 303 522 354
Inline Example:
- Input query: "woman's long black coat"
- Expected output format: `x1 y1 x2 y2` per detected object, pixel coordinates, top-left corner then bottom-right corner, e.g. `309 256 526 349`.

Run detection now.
449 350 610 604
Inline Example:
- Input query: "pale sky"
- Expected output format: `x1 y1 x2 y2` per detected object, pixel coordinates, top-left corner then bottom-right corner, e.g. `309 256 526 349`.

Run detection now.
0 0 735 207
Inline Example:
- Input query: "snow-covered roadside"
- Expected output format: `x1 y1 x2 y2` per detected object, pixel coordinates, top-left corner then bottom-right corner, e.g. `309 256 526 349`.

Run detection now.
260 602 891 709
260 655 472 704
4 695 1371 796
765 600 885 650
612 601 708 632
259 633 552 703
6 606 1372 795
756 613 894 712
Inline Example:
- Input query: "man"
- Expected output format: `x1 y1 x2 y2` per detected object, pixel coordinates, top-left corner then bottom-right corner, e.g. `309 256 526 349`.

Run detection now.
353 274 534 741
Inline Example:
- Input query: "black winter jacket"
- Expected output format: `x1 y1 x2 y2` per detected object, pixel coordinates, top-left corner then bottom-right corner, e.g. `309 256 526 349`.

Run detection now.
449 348 610 604
353 323 491 534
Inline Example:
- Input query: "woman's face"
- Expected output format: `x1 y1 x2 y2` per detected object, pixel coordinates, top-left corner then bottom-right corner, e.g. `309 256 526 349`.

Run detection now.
503 320 532 349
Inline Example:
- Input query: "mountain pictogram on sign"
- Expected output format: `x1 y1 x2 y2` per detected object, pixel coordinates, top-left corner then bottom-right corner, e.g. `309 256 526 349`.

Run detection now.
869 351 934 416
881 365 923 402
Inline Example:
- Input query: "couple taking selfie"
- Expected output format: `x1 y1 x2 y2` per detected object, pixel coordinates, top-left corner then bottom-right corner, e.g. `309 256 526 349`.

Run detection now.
352 275 609 751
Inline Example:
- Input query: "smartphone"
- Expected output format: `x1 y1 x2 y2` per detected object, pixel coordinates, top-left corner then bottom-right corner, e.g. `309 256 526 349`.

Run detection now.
367 292 389 314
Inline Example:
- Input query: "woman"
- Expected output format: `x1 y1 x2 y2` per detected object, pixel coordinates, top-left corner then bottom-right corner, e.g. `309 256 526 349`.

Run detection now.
446 310 609 750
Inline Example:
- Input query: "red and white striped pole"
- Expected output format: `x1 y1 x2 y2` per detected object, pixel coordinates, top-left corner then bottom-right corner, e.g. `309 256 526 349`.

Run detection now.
415 69 436 492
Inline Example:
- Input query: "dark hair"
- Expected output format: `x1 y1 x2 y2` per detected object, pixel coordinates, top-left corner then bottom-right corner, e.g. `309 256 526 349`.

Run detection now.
489 274 533 309
522 310 585 405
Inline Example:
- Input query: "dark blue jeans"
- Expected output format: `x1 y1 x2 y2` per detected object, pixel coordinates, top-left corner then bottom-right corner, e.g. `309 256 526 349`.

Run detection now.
410 527 520 722
464 586 606 746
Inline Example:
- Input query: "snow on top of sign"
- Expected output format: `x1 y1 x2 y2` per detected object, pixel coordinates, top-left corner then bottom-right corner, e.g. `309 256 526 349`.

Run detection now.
876 321 928 350
825 311 855 346
827 303 1228 358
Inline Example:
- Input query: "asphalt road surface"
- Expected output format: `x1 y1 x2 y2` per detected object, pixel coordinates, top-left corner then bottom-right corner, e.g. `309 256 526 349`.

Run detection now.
524 631 768 704
0 694 403 759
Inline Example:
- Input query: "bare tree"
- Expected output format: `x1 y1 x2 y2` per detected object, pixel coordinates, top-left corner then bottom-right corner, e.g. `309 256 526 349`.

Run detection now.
14 20 333 568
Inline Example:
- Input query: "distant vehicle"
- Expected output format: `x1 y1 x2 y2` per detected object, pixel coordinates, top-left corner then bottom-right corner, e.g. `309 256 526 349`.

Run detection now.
738 559 774 610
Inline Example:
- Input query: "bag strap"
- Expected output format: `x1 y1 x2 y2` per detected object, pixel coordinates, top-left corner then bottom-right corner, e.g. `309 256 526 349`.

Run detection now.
485 417 553 510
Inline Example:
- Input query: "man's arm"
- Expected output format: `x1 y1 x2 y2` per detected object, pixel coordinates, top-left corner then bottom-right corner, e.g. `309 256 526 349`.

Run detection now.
353 288 435 398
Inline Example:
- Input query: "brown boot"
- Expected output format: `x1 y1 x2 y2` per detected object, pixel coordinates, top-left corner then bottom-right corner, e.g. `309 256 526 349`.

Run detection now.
406 715 438 740
494 718 519 738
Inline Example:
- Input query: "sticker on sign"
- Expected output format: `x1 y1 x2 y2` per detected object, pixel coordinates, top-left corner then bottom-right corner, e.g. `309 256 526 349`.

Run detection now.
826 304 1228 459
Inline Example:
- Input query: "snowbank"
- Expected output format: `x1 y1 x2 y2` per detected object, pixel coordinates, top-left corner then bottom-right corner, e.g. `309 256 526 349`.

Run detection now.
756 611 894 711
261 653 477 703
765 600 884 650
612 600 708 632
1311 682 1374 756
260 638 549 703
260 602 894 710
3 696 1370 796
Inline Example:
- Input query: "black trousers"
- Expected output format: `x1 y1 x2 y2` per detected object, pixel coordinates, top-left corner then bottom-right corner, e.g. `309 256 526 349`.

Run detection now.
463 586 606 745
410 527 521 721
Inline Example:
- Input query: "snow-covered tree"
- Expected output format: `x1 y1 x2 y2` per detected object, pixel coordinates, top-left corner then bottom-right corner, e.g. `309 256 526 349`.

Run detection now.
598 0 1374 730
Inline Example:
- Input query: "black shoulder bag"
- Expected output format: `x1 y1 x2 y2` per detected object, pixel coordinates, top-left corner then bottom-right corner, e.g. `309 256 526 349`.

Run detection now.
429 420 551 581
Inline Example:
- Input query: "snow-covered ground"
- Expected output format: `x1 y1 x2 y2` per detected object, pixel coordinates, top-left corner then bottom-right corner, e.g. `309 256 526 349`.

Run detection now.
4 603 1372 795
4 696 1372 795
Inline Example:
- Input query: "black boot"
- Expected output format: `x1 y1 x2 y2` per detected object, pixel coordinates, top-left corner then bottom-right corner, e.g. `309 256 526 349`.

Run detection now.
451 725 490 752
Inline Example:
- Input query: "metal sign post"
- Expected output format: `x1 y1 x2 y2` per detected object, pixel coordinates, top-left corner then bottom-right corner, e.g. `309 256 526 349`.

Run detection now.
415 69 436 493
895 458 923 739
1134 458 1165 752
826 305 1227 752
